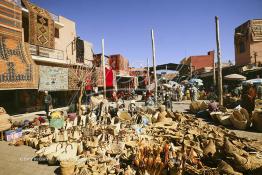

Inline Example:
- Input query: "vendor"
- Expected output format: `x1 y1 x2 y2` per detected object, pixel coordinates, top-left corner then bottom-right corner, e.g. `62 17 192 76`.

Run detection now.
44 91 52 121
241 84 256 115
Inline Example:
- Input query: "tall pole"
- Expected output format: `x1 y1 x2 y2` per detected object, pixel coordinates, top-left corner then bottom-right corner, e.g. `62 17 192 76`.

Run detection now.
215 16 223 105
213 51 216 86
151 29 157 103
190 58 192 78
254 52 257 65
147 58 150 86
102 39 106 98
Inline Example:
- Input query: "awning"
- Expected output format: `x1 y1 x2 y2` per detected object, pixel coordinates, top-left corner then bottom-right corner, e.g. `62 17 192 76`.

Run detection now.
224 74 246 81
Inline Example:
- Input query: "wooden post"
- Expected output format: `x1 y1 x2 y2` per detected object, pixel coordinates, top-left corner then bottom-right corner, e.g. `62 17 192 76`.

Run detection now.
190 58 192 78
215 16 223 105
102 39 106 98
213 51 216 86
254 52 257 65
151 29 158 103
147 58 150 86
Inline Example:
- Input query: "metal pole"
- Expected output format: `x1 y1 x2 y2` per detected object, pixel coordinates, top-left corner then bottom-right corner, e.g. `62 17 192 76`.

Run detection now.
147 58 150 86
215 16 223 105
213 50 216 86
151 29 158 103
102 39 106 98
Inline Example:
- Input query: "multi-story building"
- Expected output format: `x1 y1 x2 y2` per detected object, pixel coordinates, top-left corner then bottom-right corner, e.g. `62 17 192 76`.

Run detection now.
234 19 262 65
108 54 136 91
180 51 215 72
0 0 94 114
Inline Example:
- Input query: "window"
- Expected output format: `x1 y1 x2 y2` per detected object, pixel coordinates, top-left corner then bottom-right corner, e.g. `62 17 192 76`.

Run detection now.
55 28 59 38
239 41 245 53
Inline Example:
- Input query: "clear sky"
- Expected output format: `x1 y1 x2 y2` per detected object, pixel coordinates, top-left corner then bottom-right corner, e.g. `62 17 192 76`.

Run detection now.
31 0 261 67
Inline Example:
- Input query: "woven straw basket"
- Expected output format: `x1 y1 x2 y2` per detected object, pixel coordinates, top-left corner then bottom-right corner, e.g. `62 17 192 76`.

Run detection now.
60 161 75 175
252 110 262 132
230 109 249 130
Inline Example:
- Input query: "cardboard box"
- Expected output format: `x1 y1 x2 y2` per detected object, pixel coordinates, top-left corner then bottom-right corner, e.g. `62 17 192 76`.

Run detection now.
5 128 22 141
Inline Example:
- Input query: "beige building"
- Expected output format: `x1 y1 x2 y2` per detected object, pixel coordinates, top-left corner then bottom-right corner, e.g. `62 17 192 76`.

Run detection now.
235 19 262 65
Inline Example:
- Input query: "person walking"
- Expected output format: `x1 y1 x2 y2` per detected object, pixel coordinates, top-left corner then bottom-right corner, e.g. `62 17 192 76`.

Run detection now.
44 91 52 121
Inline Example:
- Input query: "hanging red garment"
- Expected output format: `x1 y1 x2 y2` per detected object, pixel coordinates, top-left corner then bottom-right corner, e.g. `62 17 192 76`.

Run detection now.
85 79 92 90
106 67 113 87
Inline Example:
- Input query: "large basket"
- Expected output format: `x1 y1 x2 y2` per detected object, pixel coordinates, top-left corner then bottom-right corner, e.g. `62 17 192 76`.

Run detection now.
190 102 201 113
0 109 11 132
252 110 262 132
60 161 75 175
230 109 248 130
49 118 64 129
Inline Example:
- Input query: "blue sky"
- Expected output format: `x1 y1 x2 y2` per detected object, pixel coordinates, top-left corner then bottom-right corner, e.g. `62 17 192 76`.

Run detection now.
31 0 262 67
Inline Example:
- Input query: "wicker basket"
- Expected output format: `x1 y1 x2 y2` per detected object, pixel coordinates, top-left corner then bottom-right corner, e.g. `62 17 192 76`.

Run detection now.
190 102 201 113
230 110 248 130
0 113 11 132
60 161 75 175
252 110 262 132
217 114 231 126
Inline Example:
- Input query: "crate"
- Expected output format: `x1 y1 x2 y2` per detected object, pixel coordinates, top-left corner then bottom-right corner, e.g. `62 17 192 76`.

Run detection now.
5 128 22 141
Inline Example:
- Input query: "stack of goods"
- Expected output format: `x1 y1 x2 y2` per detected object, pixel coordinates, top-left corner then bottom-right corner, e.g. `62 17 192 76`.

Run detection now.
0 107 12 133
49 111 65 129
5 105 262 175
252 109 262 132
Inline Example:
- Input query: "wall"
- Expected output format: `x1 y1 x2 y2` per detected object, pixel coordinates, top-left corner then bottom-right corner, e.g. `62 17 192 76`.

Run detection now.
190 51 214 70
235 19 262 65
109 54 129 74
55 16 76 64
234 21 251 65
83 40 93 67
250 41 262 64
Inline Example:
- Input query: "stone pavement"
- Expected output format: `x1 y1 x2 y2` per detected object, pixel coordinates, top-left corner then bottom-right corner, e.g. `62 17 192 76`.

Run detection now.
0 141 58 175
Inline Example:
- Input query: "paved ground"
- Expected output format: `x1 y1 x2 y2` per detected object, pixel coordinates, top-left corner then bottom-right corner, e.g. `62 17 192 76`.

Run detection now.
0 101 261 175
0 141 58 175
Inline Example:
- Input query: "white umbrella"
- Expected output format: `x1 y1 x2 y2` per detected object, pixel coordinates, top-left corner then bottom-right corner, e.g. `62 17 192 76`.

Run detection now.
162 83 172 89
244 78 262 85
224 74 246 81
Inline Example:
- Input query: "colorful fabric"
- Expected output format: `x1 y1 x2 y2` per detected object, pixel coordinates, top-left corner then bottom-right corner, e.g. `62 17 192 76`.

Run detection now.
106 67 113 87
0 36 38 89
0 0 22 40
22 0 55 48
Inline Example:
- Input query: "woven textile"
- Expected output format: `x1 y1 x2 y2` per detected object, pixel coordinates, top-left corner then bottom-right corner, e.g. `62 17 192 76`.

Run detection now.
0 36 38 89
0 0 22 40
95 67 116 87
22 0 55 48
68 67 93 90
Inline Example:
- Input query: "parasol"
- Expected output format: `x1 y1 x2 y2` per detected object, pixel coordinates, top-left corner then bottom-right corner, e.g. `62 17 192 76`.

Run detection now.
243 78 262 85
162 83 172 89
189 78 203 86
224 74 246 81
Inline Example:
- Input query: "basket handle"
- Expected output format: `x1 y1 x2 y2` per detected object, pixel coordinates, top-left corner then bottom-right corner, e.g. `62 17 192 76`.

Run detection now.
65 144 73 153
56 143 63 152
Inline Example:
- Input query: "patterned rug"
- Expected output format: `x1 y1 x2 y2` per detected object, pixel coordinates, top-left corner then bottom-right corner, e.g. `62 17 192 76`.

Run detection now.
0 0 22 40
0 36 38 89
22 0 55 49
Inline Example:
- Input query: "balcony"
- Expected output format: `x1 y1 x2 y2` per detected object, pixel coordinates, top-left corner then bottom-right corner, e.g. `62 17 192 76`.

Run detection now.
29 45 68 64
9 0 22 7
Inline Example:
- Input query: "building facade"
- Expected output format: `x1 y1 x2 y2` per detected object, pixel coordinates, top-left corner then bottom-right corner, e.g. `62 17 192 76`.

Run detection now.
0 0 94 114
180 51 215 71
235 19 262 66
